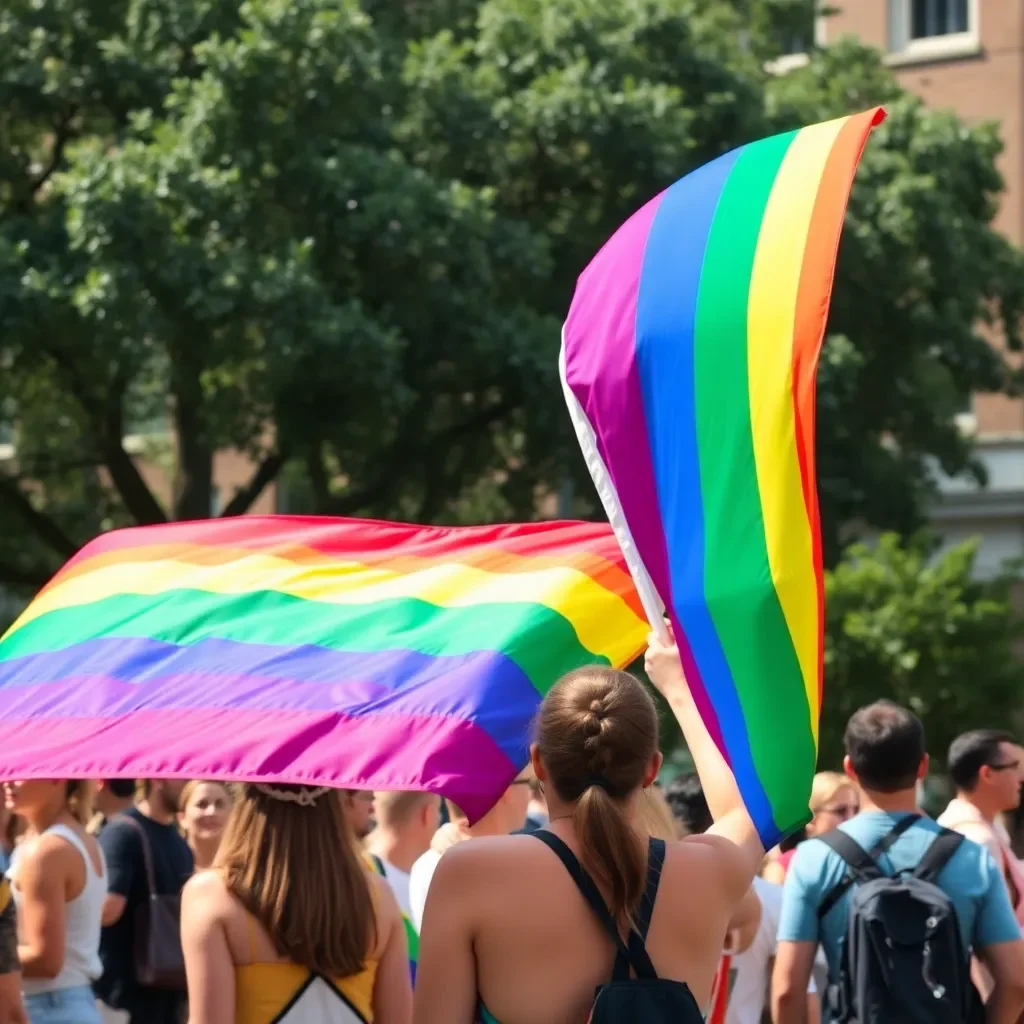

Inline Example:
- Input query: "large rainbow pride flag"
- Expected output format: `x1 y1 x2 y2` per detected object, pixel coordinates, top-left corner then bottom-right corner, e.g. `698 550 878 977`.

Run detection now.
561 108 885 846
0 517 647 820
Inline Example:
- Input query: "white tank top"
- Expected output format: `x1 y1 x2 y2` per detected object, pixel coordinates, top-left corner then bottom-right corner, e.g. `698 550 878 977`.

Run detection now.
7 824 107 993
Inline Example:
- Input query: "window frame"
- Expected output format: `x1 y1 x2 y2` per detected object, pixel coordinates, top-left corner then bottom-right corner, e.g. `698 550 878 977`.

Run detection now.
888 0 980 65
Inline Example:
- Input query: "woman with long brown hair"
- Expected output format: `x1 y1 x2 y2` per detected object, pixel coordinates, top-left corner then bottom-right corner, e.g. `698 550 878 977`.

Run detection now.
180 783 411 1024
413 630 765 1024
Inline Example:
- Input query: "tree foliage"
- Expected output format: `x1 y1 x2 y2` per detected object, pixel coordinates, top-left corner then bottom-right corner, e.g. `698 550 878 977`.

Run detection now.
821 534 1024 771
0 0 1021 610
0 0 554 595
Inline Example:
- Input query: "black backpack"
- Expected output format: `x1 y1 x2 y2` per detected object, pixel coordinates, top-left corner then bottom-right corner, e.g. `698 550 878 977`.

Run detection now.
532 831 703 1023
817 815 982 1024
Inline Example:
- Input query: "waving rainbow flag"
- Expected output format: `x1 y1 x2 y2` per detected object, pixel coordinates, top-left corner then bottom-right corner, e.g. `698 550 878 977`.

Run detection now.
0 517 647 821
561 108 885 846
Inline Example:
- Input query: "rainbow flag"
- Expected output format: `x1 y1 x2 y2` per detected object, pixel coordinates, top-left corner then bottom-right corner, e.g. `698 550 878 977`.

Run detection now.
0 517 647 820
560 108 885 845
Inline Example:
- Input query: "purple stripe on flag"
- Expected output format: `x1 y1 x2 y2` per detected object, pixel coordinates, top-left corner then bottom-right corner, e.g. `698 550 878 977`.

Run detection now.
0 636 540 765
562 194 676 615
0 707 516 823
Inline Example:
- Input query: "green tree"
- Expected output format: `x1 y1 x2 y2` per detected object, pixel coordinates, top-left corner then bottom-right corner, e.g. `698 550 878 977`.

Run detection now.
821 533 1023 771
1 0 1022 612
0 0 554 596
402 6 1024 557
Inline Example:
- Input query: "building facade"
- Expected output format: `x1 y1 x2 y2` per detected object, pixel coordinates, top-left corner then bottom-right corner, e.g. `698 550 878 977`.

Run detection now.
804 0 1024 576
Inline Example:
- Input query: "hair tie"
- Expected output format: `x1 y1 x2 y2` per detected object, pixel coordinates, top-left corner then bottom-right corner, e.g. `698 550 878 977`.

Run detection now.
586 774 613 793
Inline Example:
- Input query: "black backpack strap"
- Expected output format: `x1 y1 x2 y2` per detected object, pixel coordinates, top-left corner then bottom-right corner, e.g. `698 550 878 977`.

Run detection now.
634 838 665 941
818 831 882 883
913 829 965 883
817 815 921 920
532 830 657 981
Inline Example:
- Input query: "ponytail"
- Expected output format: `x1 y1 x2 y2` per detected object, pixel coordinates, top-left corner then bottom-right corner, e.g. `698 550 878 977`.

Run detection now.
574 782 646 930
536 666 660 931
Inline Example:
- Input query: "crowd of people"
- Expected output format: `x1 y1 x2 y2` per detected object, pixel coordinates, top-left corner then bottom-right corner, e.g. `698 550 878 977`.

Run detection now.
0 630 1023 1022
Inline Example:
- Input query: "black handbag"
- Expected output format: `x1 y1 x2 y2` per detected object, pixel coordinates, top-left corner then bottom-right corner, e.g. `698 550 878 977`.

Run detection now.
121 816 187 990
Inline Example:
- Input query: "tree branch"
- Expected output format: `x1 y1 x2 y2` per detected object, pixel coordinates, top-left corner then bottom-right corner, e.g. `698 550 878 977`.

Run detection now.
100 374 168 525
220 448 289 518
307 443 331 508
41 348 168 526
0 474 78 559
325 396 515 517
29 106 78 198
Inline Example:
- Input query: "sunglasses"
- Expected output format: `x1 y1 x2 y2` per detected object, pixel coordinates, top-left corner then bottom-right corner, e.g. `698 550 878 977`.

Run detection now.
987 760 1021 773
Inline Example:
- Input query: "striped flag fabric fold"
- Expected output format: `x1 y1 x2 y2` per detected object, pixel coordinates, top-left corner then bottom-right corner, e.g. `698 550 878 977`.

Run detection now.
0 516 648 822
560 108 885 846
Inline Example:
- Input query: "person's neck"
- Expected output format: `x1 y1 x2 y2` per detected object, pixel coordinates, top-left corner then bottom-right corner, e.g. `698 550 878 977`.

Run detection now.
190 837 220 871
24 805 72 837
859 787 919 815
954 788 999 824
366 828 423 874
545 790 642 829
137 796 175 826
101 797 134 821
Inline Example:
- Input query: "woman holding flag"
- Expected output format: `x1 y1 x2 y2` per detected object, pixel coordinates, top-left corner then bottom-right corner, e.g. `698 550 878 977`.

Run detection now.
413 629 765 1024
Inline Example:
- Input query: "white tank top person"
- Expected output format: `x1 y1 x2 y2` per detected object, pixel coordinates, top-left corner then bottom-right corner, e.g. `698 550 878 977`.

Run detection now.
8 824 107 993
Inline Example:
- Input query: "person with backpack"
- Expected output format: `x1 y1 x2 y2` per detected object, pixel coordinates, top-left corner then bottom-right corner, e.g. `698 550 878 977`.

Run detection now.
412 628 765 1024
773 700 1024 1024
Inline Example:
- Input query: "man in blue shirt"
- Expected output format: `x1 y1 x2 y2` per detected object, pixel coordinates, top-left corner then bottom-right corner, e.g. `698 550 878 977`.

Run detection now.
773 700 1024 1024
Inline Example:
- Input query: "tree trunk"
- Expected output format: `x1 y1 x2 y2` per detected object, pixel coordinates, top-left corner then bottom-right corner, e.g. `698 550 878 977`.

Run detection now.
172 380 213 521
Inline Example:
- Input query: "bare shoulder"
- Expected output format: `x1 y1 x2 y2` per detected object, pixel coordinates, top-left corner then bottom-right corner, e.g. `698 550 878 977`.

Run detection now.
182 869 235 922
20 833 73 874
437 833 541 873
423 834 524 896
665 833 754 892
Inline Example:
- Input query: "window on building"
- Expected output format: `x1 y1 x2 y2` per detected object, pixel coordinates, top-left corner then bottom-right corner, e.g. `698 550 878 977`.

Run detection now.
910 0 968 40
890 0 976 58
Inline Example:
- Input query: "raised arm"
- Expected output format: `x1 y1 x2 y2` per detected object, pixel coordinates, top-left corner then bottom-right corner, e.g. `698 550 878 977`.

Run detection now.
644 629 764 894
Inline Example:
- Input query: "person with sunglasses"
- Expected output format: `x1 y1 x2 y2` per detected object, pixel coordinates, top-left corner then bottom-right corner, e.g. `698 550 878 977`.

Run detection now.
939 730 1024 1000
774 703 1024 1024
763 773 860 886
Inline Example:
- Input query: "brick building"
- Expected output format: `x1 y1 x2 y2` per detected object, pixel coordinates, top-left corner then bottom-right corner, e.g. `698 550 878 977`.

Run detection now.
802 0 1024 576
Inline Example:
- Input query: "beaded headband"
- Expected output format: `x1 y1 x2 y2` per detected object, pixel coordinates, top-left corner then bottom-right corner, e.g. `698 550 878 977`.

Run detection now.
252 783 332 807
